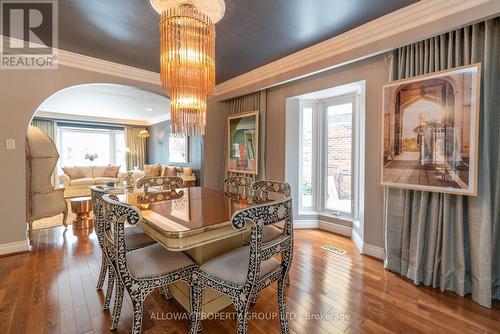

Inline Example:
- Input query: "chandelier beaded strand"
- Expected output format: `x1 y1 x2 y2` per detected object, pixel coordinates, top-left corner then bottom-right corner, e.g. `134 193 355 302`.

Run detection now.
160 4 215 136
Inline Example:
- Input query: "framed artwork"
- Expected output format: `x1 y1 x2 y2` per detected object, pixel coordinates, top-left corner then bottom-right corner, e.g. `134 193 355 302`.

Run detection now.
227 111 259 175
169 135 188 163
381 64 481 195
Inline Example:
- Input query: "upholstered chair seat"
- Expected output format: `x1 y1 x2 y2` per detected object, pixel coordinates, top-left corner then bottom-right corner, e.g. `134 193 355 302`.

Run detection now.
102 194 198 333
189 198 294 334
127 243 195 279
124 224 155 250
200 246 280 286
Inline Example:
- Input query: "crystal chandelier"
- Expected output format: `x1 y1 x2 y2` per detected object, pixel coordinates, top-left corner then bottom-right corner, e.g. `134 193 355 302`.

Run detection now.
151 0 225 136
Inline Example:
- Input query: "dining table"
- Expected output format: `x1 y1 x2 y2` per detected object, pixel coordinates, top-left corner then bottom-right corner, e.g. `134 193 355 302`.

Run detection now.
102 185 257 314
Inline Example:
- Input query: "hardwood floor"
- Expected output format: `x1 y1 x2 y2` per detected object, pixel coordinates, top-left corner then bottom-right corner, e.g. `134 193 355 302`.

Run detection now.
0 227 498 334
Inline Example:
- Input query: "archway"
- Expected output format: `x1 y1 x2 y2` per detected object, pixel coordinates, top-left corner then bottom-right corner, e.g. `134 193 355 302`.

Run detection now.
0 64 163 249
27 83 169 232
401 98 444 162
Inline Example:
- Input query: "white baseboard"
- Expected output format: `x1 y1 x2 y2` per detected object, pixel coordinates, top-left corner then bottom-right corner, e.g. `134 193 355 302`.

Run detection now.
318 221 351 237
294 218 385 259
362 243 385 259
294 220 319 229
351 229 363 252
0 240 30 256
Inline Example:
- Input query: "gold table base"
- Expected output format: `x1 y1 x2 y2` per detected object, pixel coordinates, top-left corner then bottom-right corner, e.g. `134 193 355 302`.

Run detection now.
70 196 94 230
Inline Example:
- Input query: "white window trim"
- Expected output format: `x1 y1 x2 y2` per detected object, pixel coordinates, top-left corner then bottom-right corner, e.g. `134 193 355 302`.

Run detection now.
298 100 318 214
297 91 362 222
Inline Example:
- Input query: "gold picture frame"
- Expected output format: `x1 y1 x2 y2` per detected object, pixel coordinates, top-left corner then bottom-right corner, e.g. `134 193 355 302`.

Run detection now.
227 111 259 175
380 63 481 196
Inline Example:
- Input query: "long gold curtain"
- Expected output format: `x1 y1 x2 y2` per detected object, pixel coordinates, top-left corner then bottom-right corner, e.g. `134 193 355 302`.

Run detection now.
30 118 58 186
125 127 147 170
221 90 267 187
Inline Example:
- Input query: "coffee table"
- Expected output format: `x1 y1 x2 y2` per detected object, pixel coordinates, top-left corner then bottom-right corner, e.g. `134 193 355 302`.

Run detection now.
70 196 93 229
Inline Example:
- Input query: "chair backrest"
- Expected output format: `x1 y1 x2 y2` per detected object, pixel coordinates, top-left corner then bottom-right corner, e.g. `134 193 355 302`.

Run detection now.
26 125 59 194
223 176 254 199
136 176 184 203
251 180 291 204
90 186 109 249
231 197 293 287
101 194 141 278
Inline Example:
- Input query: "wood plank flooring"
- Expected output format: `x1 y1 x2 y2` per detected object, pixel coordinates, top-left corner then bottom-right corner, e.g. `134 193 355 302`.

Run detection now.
0 226 499 334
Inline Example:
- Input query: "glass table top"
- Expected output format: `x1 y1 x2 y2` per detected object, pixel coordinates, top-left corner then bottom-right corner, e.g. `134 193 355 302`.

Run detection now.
116 187 253 235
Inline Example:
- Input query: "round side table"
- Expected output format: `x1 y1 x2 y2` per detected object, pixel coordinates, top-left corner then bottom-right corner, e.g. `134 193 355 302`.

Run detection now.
70 196 93 229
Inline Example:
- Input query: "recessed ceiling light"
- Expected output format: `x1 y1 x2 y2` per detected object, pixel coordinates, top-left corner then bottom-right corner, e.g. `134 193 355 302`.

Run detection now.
145 107 153 111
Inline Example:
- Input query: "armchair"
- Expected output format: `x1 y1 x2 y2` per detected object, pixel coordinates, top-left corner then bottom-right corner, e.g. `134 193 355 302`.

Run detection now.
26 126 68 244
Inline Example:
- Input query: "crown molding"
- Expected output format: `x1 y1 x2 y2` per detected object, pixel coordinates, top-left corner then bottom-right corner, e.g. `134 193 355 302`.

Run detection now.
214 0 499 99
35 110 170 126
35 111 150 126
0 36 161 86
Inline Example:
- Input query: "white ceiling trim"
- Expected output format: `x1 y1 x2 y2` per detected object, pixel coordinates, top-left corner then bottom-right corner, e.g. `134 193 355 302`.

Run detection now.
214 0 497 98
35 111 151 126
0 36 161 86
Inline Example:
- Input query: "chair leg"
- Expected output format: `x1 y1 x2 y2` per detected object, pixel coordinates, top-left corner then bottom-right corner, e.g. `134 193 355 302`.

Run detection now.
159 285 172 300
278 276 290 334
27 220 33 245
109 279 124 331
236 304 250 334
250 293 258 305
103 268 115 310
62 203 68 227
189 284 202 334
96 255 107 290
131 296 144 334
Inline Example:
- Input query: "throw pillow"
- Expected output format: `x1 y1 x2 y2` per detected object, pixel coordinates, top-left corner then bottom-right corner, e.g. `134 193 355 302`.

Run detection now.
63 167 85 180
144 164 161 177
163 166 177 176
103 165 120 178
183 167 193 176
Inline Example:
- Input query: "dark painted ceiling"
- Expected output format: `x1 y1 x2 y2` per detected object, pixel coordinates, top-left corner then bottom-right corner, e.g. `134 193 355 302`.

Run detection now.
53 0 418 83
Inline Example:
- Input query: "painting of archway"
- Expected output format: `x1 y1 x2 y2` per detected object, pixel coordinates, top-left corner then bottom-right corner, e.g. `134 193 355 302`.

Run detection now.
381 64 481 195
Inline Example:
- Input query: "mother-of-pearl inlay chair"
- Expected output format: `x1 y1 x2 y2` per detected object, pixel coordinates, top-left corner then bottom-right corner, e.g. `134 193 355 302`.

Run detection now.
90 186 158 312
102 194 198 333
189 197 294 334
223 176 254 200
26 125 68 244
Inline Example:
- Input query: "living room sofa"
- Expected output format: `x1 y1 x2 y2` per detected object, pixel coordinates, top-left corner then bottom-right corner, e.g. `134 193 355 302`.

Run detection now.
59 166 129 198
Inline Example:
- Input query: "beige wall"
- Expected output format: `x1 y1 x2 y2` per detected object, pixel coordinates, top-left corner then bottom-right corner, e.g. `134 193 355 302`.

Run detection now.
264 55 389 248
0 65 162 246
202 98 226 190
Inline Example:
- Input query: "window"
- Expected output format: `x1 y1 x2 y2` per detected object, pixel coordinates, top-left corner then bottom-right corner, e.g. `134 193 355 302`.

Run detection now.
298 92 360 220
58 126 126 170
324 101 353 215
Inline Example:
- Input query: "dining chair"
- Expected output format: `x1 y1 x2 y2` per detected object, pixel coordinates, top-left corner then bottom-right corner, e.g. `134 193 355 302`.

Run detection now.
189 197 294 334
136 176 184 203
101 194 199 333
223 176 254 199
250 180 292 242
91 186 160 311
250 180 293 302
